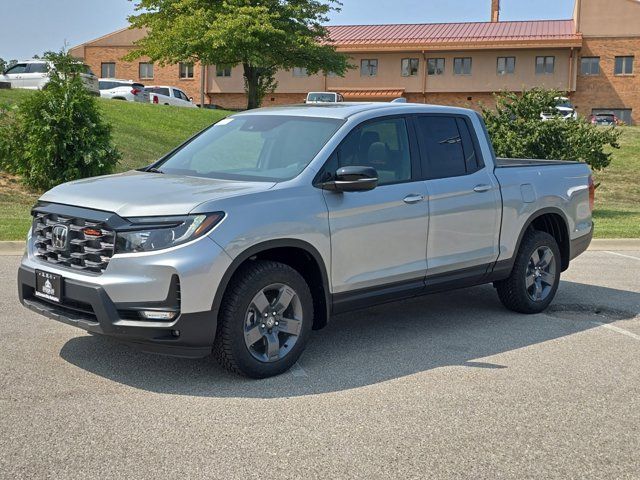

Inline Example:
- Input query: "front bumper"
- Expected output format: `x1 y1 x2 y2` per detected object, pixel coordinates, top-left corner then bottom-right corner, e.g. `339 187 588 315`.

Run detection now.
18 264 215 358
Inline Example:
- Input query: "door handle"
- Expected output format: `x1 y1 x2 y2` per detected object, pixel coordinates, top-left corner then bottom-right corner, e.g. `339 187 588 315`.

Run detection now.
473 184 492 193
403 194 424 204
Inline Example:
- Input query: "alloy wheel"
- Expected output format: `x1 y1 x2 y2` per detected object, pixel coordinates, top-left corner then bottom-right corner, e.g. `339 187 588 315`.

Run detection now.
244 283 304 363
525 246 556 302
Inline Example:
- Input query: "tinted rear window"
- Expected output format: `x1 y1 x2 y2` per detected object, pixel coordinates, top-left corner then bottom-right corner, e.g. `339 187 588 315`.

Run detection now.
146 87 170 96
415 116 467 178
99 81 130 90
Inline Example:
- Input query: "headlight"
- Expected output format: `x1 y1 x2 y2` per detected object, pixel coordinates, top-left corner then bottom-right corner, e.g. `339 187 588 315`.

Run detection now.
115 212 224 253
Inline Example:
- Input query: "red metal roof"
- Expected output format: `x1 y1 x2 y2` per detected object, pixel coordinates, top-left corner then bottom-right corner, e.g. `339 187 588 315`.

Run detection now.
326 20 580 47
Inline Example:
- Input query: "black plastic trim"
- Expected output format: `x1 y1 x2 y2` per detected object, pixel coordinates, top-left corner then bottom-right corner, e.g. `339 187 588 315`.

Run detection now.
211 239 332 323
570 228 593 261
18 265 214 358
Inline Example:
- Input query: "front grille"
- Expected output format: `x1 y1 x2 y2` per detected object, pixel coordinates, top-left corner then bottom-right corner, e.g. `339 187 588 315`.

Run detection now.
32 212 115 274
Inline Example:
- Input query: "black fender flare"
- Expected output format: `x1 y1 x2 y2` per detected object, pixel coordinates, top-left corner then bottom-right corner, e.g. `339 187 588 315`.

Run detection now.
210 238 331 325
493 207 571 278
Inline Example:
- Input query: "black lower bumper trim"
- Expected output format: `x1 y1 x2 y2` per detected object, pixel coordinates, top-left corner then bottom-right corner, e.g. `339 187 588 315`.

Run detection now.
18 265 216 358
570 228 593 261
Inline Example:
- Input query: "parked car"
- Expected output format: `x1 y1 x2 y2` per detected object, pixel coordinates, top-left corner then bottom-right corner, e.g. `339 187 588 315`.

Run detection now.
18 103 594 378
99 79 149 103
145 86 197 108
590 112 618 126
306 91 344 103
0 59 99 95
540 97 578 121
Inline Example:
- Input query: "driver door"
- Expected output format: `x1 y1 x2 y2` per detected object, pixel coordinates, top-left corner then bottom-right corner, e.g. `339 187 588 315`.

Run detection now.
320 116 429 301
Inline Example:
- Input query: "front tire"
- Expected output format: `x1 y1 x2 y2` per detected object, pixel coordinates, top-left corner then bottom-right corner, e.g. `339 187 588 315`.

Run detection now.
495 230 561 314
213 260 314 378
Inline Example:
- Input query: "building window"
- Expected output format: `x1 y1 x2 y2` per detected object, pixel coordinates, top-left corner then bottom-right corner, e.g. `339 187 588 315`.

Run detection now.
427 58 445 76
360 59 378 77
101 62 115 78
327 71 337 77
216 65 232 77
179 62 194 79
401 58 419 77
535 56 555 74
139 62 154 79
497 56 515 75
292 67 308 77
453 57 472 75
580 57 600 75
614 56 634 75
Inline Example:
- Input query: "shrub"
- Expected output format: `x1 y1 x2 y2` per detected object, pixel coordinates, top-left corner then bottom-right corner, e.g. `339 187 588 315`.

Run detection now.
483 88 620 170
0 50 120 190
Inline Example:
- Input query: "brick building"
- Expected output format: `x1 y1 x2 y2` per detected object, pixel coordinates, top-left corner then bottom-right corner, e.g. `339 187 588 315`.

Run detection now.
70 0 640 124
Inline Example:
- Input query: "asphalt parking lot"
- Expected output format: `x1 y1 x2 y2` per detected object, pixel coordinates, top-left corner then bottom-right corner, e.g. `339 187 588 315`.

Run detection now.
1 250 639 479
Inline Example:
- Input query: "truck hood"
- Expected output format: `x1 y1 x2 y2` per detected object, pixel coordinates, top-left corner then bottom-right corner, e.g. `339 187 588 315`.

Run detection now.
39 171 276 217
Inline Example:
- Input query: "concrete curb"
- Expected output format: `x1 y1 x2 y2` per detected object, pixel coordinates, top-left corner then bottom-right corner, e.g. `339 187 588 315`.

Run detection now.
1 238 639 256
0 241 25 256
587 239 640 251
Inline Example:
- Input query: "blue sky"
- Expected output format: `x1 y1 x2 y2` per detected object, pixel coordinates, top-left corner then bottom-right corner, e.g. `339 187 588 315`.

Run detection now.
0 0 575 60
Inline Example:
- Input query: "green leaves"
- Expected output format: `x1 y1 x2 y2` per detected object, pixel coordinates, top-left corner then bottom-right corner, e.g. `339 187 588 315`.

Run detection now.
0 51 120 190
483 88 620 171
125 0 351 108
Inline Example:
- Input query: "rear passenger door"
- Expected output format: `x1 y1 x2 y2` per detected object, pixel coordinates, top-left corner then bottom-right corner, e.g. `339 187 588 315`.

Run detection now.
414 115 501 279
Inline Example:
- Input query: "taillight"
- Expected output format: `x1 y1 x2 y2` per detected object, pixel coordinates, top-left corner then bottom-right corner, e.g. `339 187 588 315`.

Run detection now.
591 117 597 124
131 88 140 95
588 175 595 212
153 95 158 104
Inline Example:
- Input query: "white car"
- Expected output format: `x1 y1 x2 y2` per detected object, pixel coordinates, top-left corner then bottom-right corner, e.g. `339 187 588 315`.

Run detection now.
145 86 197 108
306 91 344 103
0 59 99 95
540 97 578 121
99 79 149 103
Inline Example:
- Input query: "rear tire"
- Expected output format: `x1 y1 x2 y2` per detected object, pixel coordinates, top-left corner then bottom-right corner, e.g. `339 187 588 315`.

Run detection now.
495 230 561 314
213 260 314 378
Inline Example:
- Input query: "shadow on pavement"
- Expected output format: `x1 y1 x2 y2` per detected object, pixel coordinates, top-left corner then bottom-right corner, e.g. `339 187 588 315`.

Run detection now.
59 281 639 398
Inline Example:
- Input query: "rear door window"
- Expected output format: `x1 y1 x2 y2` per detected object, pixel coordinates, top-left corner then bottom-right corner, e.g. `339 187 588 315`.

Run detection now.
414 115 482 179
27 63 47 73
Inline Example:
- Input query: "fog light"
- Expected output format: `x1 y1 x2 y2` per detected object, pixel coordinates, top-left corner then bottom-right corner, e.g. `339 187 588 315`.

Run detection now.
139 310 177 321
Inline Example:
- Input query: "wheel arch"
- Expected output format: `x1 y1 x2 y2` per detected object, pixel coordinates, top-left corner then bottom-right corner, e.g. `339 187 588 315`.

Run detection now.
514 207 571 272
211 239 331 330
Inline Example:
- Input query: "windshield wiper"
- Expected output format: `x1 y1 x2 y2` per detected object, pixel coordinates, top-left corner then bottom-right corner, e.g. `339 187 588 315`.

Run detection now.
145 167 164 174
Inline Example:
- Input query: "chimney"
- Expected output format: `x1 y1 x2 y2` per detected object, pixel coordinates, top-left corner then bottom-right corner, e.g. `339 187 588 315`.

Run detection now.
491 0 500 22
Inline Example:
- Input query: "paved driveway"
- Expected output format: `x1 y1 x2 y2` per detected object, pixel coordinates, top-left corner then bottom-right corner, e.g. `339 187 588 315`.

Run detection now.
1 250 639 479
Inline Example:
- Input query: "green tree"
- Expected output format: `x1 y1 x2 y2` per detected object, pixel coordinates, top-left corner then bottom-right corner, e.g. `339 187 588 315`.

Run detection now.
483 88 620 170
125 0 351 109
0 50 120 189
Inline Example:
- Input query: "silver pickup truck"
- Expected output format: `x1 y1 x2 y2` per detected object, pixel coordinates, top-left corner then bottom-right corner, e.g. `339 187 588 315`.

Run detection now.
18 103 594 378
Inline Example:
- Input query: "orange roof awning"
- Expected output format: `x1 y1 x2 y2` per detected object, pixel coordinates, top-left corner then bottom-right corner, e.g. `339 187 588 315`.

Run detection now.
335 89 405 98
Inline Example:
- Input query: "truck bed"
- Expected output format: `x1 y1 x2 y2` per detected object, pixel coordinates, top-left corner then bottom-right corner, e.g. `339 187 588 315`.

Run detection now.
496 158 581 168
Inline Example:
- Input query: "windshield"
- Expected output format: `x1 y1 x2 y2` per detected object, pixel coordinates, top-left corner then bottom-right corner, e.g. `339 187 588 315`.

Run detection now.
307 93 336 102
556 100 574 109
157 115 344 181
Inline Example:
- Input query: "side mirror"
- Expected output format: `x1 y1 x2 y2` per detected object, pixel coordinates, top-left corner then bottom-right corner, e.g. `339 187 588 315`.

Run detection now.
321 166 378 192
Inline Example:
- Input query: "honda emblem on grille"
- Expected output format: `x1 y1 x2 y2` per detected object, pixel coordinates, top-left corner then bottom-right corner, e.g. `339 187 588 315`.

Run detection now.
51 224 69 250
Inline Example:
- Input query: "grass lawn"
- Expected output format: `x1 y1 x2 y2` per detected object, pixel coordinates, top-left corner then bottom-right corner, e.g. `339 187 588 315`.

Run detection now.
0 90 232 240
591 126 640 238
0 88 638 239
